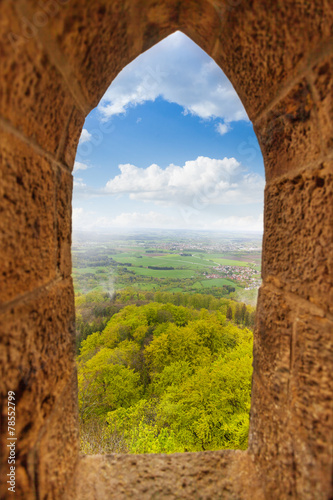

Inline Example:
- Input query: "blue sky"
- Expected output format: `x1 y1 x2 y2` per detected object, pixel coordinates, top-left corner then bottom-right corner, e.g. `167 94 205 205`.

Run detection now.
73 32 265 233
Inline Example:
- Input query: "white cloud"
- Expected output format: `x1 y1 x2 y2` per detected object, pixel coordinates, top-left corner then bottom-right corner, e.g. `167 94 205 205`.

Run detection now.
73 161 89 173
211 214 263 233
72 207 100 230
216 122 231 136
104 156 264 207
73 178 87 188
72 207 84 226
98 32 247 126
72 208 263 233
97 211 177 229
79 128 92 143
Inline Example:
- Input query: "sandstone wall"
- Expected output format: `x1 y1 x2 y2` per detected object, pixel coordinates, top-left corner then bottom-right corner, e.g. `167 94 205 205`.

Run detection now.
0 0 332 498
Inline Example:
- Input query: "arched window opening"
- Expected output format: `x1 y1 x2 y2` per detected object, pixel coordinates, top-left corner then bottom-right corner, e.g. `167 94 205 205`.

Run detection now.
72 31 265 455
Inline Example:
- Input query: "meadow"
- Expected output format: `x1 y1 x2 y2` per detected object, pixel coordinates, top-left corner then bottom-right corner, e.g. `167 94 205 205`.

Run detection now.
72 230 262 305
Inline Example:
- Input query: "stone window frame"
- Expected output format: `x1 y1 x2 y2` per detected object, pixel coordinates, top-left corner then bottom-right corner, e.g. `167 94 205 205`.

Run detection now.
0 1 332 498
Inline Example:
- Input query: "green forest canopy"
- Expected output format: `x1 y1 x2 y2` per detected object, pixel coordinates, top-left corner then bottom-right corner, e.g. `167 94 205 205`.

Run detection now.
77 291 254 455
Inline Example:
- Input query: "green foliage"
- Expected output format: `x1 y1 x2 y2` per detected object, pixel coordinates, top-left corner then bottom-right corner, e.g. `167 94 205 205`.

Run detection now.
77 294 254 454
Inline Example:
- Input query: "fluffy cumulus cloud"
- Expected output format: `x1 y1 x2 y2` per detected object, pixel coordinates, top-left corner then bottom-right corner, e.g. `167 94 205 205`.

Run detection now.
211 214 263 233
216 122 231 136
72 207 84 226
79 128 92 143
97 211 178 229
73 178 87 188
72 207 263 233
73 161 89 173
98 32 247 127
104 156 264 207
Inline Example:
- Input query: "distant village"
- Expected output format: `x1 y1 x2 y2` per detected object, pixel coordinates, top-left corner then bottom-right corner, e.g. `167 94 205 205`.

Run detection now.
144 240 262 254
204 265 261 290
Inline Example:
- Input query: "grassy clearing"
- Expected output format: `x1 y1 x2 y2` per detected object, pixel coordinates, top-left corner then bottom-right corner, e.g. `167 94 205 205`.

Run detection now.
205 257 251 267
154 255 215 269
73 266 108 274
199 278 240 288
132 267 198 279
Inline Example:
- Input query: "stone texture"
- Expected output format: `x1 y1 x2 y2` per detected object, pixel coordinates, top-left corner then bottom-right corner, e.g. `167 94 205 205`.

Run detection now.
15 0 149 109
262 163 333 312
67 450 263 500
20 0 221 109
0 1 75 155
0 0 332 499
60 106 86 169
0 130 56 304
37 373 79 500
290 312 333 499
312 54 333 154
56 167 73 278
249 285 296 498
177 0 221 56
255 80 321 181
0 279 75 499
250 284 333 500
212 0 333 120
252 285 292 407
249 378 296 500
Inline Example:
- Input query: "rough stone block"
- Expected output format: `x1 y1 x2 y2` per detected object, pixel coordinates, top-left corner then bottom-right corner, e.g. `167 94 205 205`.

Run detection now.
214 0 333 119
253 285 292 406
60 106 86 169
290 313 333 499
250 287 333 499
177 0 221 56
66 450 260 500
18 0 220 109
255 80 321 181
0 2 74 154
249 378 296 499
137 0 182 52
37 373 79 500
312 54 333 154
56 167 73 278
0 278 75 498
16 0 145 108
0 131 57 304
262 164 333 312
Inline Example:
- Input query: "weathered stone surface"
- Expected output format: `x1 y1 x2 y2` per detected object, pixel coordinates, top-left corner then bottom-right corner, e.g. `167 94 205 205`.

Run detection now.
250 285 333 500
262 164 333 312
249 285 296 497
67 450 263 500
0 279 75 499
312 54 333 154
37 373 79 500
290 313 333 499
56 167 73 278
252 285 292 406
249 377 296 500
255 80 321 181
0 2 75 154
177 0 221 55
60 106 86 169
0 130 56 304
213 0 333 120
0 0 332 499
20 0 220 109
15 0 150 108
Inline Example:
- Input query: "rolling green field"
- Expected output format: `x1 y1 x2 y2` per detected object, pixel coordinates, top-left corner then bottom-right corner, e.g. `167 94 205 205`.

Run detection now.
72 230 262 305
132 267 197 279
200 278 240 288
110 252 254 269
